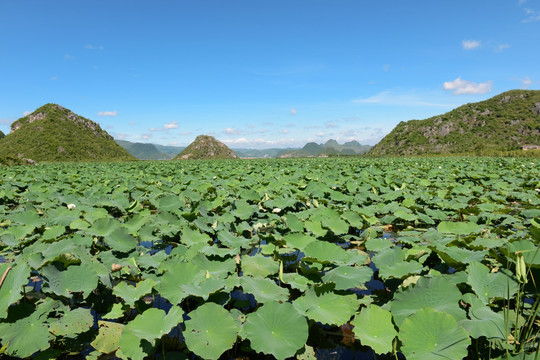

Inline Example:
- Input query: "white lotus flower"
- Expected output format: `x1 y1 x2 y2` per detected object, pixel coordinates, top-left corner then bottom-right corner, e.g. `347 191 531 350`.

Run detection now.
67 203 76 210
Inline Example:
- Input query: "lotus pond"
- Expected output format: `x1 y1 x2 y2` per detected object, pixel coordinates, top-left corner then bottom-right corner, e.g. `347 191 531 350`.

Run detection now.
0 157 538 360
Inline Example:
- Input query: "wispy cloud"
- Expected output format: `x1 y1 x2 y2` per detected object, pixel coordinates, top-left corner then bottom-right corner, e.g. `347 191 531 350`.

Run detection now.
523 8 540 22
494 43 511 52
325 121 338 129
64 54 75 60
22 111 31 116
282 129 289 134
0 118 12 125
383 64 391 71
462 40 481 50
50 76 58 81
290 108 297 115
98 110 118 117
222 137 299 148
443 77 493 95
164 121 178 129
353 90 456 107
85 44 104 50
179 131 192 136
129 121 136 125
223 127 242 135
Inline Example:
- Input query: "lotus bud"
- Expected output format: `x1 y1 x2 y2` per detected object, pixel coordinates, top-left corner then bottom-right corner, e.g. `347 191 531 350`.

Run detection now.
516 252 527 284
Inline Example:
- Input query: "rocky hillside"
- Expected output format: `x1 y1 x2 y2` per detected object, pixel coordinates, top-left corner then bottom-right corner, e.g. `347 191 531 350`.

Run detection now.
369 90 540 156
173 135 238 160
0 104 135 163
277 139 371 158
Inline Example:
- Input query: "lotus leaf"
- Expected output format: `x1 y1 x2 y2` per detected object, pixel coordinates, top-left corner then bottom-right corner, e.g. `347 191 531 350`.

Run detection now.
351 305 397 354
303 241 349 264
466 261 518 304
106 227 138 252
49 307 93 337
42 263 98 299
241 276 289 304
0 262 30 318
41 225 66 242
283 232 316 250
241 253 279 277
184 303 239 359
293 291 358 326
399 308 470 360
125 306 183 344
113 279 156 306
0 314 50 358
244 301 309 360
458 293 506 340
390 276 466 325
438 221 482 235
322 265 372 290
372 247 423 280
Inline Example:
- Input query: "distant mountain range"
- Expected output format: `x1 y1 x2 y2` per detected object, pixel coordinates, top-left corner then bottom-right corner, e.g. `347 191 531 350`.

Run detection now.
116 139 371 159
174 135 238 160
369 89 540 156
276 139 372 158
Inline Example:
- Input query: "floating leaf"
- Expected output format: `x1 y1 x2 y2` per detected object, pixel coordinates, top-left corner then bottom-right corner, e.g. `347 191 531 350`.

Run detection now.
184 303 239 359
466 261 518 304
113 279 156 306
351 305 397 354
399 308 470 360
49 308 93 338
322 265 372 290
91 321 124 354
0 314 50 358
42 263 98 299
244 301 308 360
293 291 358 326
241 254 279 278
438 221 481 235
241 276 289 304
0 262 30 319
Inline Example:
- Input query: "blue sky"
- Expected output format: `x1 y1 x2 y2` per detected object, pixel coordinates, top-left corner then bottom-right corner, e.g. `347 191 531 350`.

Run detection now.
1 1 539 148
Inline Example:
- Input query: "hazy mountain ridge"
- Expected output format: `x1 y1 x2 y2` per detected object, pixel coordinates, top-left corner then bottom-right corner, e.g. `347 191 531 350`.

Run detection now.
369 89 540 156
276 139 372 158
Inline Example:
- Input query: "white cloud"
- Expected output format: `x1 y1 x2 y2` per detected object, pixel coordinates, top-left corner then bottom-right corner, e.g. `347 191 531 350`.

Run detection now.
290 108 297 115
22 111 31 116
494 44 511 52
50 76 58 81
129 121 136 125
523 8 540 22
141 133 152 140
443 77 493 95
223 127 242 135
316 132 326 137
325 121 338 128
353 91 456 107
462 40 481 50
383 64 390 71
179 131 192 136
98 110 118 117
282 129 289 134
85 44 104 50
164 121 178 129
222 137 299 148
522 76 533 86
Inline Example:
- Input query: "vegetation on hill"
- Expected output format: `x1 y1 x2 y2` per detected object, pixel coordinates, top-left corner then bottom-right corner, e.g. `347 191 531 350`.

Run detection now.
276 139 371 158
173 135 238 160
369 89 540 156
0 130 4 140
116 140 170 160
0 104 135 163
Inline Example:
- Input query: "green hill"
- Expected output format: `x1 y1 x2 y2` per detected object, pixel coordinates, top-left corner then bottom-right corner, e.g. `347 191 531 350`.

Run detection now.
173 135 238 160
276 139 371 158
116 140 170 160
0 104 135 163
369 89 540 156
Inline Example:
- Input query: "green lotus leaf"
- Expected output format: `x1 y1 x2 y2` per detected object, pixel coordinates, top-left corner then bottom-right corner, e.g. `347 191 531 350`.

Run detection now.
390 276 466 325
505 240 540 266
190 254 236 279
399 308 470 360
394 209 418 222
433 243 487 266
155 263 205 304
241 276 289 304
118 326 153 360
293 291 358 326
284 213 304 232
49 307 93 338
127 306 183 343
0 315 50 358
102 303 130 320
351 305 397 354
69 218 90 230
0 262 30 319
283 232 317 251
180 278 225 300
218 230 252 249
322 265 372 290
466 261 518 304
86 217 121 237
106 227 138 252
158 194 183 211
241 254 279 277
11 211 42 228
113 279 156 306
281 273 312 291
303 241 349 264
184 303 239 359
232 200 257 220
438 221 482 235
304 220 327 237
3 224 34 240
244 301 309 360
458 293 506 340
41 225 66 242
364 237 393 252
42 263 98 299
372 247 423 280
320 208 349 235
91 321 124 354
180 227 212 246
